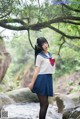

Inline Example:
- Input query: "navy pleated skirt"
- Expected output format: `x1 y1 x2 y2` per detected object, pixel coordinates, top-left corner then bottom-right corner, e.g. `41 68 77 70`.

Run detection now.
32 74 53 96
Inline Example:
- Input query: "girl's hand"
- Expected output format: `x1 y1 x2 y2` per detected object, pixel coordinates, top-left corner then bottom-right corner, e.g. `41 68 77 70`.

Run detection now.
28 82 34 90
28 66 40 90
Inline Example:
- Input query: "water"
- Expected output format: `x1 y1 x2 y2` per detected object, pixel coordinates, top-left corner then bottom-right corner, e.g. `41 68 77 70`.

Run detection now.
4 103 62 119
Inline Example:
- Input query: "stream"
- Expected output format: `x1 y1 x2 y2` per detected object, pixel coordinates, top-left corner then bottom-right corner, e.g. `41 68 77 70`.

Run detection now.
4 102 62 119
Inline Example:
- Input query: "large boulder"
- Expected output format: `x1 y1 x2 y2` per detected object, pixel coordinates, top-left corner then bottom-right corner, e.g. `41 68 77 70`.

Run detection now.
49 93 76 113
63 106 80 119
0 93 15 107
6 88 80 112
62 93 80 119
20 65 34 87
0 36 11 83
51 93 80 119
7 88 39 103
67 92 80 106
0 93 15 118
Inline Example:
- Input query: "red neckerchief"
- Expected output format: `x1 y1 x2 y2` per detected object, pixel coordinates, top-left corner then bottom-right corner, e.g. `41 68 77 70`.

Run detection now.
49 58 55 66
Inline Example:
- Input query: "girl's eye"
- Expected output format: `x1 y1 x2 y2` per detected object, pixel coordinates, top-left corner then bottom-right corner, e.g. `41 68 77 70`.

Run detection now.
42 42 47 46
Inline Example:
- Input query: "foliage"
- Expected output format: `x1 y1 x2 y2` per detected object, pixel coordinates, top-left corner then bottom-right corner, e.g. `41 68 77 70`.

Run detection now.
5 28 80 80
0 0 80 93
5 32 34 75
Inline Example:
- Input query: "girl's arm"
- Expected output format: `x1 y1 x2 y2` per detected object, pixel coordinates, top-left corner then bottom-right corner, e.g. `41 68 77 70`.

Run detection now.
28 66 40 90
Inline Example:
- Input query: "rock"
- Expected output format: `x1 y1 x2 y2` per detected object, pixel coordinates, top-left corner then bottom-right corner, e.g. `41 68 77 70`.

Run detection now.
0 36 11 83
67 92 80 106
48 93 75 113
20 65 34 87
7 88 39 103
50 93 80 119
0 106 4 118
63 106 80 119
55 71 80 95
55 96 65 113
0 93 15 107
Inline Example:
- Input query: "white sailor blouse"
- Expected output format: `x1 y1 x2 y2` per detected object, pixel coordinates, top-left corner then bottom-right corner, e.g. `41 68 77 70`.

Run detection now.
35 52 55 74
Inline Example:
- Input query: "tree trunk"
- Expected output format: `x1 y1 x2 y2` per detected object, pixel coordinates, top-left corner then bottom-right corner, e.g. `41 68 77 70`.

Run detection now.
0 37 11 83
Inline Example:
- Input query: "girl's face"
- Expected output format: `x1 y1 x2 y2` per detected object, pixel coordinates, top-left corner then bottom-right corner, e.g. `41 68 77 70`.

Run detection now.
42 42 49 52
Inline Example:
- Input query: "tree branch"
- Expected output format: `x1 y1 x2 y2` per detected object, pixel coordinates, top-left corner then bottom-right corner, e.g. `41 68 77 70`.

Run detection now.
0 19 27 26
0 16 80 33
61 20 80 25
62 3 80 13
48 25 80 39
0 9 12 18
3 15 80 25
0 23 27 30
66 41 80 51
58 36 65 55
27 29 35 49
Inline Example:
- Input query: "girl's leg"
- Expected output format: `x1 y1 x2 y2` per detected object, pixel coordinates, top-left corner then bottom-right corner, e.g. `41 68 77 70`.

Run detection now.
37 94 49 119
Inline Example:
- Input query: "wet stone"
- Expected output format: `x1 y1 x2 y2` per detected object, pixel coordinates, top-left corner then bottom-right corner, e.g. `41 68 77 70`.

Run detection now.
4 102 62 119
63 106 80 119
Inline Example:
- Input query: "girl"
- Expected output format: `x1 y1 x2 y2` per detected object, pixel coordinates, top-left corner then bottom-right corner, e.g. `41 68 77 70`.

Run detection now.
28 37 55 119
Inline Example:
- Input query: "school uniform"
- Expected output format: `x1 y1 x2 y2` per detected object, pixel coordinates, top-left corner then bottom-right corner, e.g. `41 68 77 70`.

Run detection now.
32 52 55 96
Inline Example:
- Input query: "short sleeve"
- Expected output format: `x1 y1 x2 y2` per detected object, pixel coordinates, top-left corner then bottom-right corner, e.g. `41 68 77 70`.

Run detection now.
35 55 42 67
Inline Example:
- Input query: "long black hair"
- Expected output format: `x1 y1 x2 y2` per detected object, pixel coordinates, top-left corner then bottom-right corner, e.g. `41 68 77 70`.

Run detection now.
35 37 49 62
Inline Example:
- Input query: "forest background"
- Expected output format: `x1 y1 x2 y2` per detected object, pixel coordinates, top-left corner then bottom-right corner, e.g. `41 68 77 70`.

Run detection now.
0 0 80 94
